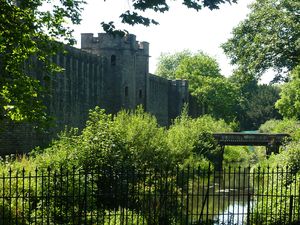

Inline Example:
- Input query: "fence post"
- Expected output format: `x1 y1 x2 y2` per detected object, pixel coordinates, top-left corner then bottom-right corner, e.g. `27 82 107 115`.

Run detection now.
247 166 251 225
185 166 190 225
197 164 211 225
289 195 294 224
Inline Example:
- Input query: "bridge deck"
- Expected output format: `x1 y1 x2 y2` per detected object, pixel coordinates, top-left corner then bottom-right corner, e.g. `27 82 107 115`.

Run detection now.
213 133 290 146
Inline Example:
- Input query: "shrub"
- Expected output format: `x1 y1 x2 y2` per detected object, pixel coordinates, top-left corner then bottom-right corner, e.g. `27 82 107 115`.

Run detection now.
259 118 300 141
167 111 232 169
252 119 300 224
223 146 251 164
0 106 237 224
111 106 171 171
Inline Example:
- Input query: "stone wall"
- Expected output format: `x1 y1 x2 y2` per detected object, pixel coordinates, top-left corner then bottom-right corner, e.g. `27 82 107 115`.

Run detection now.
168 80 189 123
146 74 170 126
47 47 108 129
146 74 189 126
0 46 109 154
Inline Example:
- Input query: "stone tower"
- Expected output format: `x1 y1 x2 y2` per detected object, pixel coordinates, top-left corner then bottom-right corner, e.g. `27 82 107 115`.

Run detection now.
81 33 149 112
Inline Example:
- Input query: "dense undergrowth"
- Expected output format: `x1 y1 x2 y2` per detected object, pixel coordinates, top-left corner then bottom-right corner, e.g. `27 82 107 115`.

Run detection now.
249 119 300 225
0 106 236 172
1 107 299 224
0 106 239 224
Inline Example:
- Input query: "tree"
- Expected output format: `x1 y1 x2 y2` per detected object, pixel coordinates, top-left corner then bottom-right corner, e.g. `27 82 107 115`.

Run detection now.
222 0 300 81
0 0 84 126
155 50 192 79
228 70 282 130
241 84 281 130
156 51 239 121
156 50 222 79
275 65 300 119
189 76 239 121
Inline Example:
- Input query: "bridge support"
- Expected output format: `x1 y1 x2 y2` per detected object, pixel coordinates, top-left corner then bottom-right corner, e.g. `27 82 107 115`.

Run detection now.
215 145 225 170
266 144 280 156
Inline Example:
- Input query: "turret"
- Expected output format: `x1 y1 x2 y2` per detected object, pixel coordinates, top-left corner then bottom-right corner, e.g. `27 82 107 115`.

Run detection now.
80 33 150 111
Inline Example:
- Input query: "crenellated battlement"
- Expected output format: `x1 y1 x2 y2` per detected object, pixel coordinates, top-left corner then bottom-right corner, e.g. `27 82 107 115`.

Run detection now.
170 79 188 87
81 33 149 56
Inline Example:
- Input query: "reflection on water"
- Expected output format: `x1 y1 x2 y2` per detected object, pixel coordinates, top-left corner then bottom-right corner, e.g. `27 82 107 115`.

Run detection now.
190 192 253 225
186 167 254 225
214 201 252 225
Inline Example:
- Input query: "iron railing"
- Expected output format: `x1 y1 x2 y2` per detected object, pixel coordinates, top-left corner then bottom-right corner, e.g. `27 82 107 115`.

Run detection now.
0 166 299 225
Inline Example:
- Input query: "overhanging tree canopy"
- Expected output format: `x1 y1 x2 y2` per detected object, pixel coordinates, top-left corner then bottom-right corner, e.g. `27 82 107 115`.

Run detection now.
0 0 84 126
102 0 238 33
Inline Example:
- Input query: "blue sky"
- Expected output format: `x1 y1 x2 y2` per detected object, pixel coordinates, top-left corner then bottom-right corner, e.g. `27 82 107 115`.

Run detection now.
71 0 273 82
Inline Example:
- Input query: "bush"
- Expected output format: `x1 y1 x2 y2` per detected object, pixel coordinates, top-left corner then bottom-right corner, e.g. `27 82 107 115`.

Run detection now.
111 106 171 171
259 118 300 141
223 146 251 164
0 106 237 224
252 119 300 224
167 111 232 169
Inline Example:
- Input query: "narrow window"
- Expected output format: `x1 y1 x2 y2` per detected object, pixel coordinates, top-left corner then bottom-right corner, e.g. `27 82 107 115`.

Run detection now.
111 55 116 66
125 86 128 97
139 89 143 98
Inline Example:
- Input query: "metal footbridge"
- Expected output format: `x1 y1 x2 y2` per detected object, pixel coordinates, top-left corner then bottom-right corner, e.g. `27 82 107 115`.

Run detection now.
213 132 290 155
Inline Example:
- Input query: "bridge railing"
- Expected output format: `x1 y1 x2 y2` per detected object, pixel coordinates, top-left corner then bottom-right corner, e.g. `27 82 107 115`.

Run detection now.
213 133 290 146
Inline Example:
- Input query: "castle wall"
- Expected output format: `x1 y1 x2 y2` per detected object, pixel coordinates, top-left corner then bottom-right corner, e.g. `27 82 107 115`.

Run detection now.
45 47 109 130
0 123 45 156
168 80 189 123
135 42 149 108
146 74 170 126
0 46 109 154
0 33 189 155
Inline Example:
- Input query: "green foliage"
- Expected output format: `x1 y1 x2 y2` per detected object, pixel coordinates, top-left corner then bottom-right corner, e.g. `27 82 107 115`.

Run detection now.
223 146 251 164
222 0 300 81
155 50 221 80
0 0 84 126
103 209 148 225
102 0 238 35
257 119 300 174
238 84 281 130
227 68 283 130
190 76 239 121
174 53 239 121
252 118 300 224
276 65 300 119
259 118 300 140
175 51 221 79
256 118 299 167
257 119 300 186
3 106 234 173
155 50 192 79
167 111 232 169
77 107 128 171
0 106 240 224
156 51 239 122
110 106 171 171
